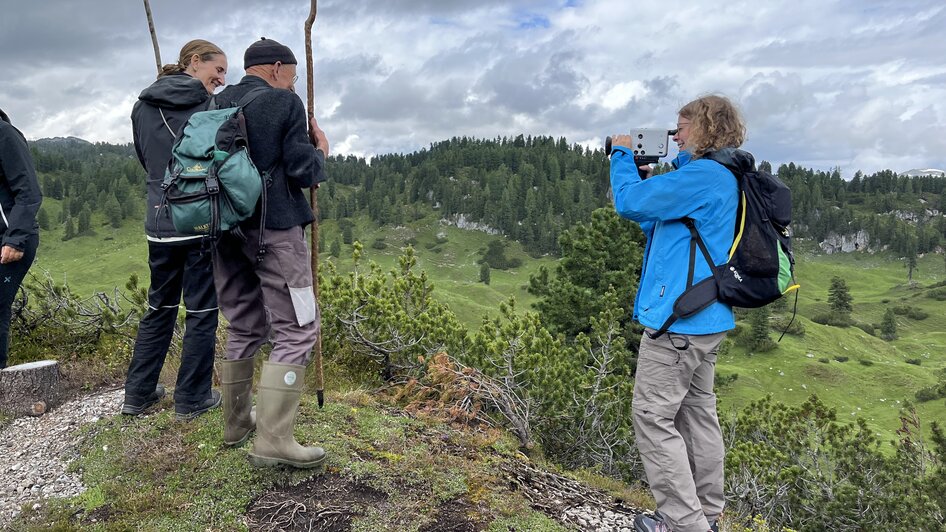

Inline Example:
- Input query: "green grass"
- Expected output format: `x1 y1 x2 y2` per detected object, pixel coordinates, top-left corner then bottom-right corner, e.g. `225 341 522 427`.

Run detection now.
718 244 946 443
14 388 566 531
32 199 149 298
317 213 556 327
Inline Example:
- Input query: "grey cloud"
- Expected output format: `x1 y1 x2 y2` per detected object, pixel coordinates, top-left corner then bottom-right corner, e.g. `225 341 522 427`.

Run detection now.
740 5 946 68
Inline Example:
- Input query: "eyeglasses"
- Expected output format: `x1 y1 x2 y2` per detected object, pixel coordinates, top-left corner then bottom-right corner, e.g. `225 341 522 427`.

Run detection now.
669 122 691 136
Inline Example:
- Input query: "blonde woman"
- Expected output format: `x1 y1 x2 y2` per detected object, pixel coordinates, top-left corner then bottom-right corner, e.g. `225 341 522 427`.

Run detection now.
122 40 228 420
610 95 748 532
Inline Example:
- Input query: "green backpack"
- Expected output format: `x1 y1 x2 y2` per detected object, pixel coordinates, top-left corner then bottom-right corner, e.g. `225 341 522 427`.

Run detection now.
160 88 268 238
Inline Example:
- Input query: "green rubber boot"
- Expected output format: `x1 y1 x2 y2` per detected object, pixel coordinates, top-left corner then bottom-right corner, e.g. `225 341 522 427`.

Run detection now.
248 361 326 469
220 358 256 447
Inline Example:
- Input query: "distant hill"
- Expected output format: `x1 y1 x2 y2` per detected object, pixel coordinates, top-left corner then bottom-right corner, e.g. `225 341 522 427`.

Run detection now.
902 168 946 177
32 136 91 147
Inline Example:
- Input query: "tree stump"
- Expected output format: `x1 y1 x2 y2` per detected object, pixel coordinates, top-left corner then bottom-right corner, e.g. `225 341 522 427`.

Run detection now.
0 360 62 418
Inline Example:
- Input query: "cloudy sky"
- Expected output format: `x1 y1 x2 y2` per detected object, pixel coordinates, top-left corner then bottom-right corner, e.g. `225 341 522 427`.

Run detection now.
1 0 943 175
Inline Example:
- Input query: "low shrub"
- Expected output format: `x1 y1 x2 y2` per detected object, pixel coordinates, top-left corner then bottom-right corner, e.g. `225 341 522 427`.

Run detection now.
771 316 805 336
915 386 943 403
812 312 852 328
927 288 946 301
893 305 929 320
859 359 874 367
834 356 849 363
905 358 922 366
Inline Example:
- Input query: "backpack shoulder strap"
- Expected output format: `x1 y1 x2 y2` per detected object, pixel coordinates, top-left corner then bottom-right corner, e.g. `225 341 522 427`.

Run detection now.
236 86 270 108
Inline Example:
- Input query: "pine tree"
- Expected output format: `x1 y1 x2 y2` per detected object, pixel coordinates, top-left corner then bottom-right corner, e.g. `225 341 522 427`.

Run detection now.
330 238 341 258
59 198 70 223
528 208 644 343
880 308 898 341
747 305 776 352
37 207 50 230
78 207 92 234
828 276 853 315
104 194 123 229
479 262 490 285
62 216 75 241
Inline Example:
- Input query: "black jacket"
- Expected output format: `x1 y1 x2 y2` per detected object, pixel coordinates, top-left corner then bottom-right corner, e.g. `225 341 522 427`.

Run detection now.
0 119 42 251
131 73 210 241
214 76 325 230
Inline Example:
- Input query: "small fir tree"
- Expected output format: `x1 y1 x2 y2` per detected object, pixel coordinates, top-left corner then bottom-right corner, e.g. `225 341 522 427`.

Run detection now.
330 238 341 258
62 216 75 241
37 207 50 230
479 262 491 285
747 305 776 352
828 276 853 315
880 308 898 340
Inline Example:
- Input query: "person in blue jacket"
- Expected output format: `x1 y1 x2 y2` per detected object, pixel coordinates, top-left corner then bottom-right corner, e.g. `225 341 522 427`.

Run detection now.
0 108 42 369
610 95 749 532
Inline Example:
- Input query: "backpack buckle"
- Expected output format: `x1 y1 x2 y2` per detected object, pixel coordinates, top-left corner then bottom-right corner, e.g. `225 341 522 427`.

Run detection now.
206 175 220 195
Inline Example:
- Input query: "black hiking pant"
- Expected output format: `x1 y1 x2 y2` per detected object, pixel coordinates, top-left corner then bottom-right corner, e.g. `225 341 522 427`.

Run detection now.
124 240 218 408
0 233 38 368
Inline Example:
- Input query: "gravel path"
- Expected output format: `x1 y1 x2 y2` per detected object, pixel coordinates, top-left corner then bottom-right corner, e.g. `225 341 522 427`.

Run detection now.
0 387 124 525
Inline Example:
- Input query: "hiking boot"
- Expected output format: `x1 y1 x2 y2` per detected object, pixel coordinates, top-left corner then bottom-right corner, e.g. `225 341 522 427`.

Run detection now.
121 384 166 416
221 357 256 447
248 361 326 469
637 512 717 532
174 389 222 420
634 514 672 532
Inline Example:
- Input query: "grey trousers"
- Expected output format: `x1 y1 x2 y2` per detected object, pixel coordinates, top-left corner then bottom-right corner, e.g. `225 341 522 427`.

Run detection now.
212 225 319 366
632 328 726 532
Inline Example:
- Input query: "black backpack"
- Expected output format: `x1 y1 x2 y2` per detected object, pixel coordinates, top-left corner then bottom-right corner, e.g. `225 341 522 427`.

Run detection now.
652 150 799 338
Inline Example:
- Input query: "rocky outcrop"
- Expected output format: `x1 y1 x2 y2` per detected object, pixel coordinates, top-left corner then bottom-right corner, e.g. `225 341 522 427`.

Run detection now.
819 230 870 254
440 214 501 235
886 209 942 223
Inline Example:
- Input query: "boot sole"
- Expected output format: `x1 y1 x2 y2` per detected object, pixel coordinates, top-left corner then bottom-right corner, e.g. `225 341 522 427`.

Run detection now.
224 428 255 448
175 393 223 421
247 453 326 469
120 401 159 416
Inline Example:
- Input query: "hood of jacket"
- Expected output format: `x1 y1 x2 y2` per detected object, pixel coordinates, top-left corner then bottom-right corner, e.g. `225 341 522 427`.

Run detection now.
137 73 209 110
671 148 755 175
702 147 755 175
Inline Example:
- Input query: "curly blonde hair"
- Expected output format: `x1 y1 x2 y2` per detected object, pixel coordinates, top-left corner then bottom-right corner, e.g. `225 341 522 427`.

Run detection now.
678 94 746 158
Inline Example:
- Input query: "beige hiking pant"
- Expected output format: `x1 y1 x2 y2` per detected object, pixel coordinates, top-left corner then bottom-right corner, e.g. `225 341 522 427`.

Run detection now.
632 329 726 532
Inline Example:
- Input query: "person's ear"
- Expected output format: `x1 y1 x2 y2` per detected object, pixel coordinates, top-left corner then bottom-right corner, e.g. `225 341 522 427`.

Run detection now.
189 54 201 70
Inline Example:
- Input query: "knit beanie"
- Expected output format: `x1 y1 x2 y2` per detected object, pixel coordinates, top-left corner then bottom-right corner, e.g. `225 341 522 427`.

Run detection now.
244 37 297 69
0 108 9 124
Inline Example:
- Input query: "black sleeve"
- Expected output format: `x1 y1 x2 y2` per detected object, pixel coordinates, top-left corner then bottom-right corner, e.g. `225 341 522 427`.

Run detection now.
131 101 148 170
0 126 42 250
280 93 325 188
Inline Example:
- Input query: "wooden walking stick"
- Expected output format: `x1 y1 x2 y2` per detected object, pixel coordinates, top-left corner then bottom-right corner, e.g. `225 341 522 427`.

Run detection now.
305 0 325 408
142 0 162 76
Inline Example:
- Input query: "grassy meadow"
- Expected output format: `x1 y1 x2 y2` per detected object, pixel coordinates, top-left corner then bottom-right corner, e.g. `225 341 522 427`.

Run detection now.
29 201 946 443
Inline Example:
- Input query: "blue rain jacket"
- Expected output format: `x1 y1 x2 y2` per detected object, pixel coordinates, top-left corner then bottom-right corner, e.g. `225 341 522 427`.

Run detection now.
610 147 738 334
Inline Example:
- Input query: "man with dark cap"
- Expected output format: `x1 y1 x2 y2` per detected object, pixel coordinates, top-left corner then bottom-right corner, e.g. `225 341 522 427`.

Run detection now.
0 108 42 369
211 38 329 469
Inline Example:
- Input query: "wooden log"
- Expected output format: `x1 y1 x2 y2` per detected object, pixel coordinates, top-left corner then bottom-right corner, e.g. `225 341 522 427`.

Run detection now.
0 360 62 418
